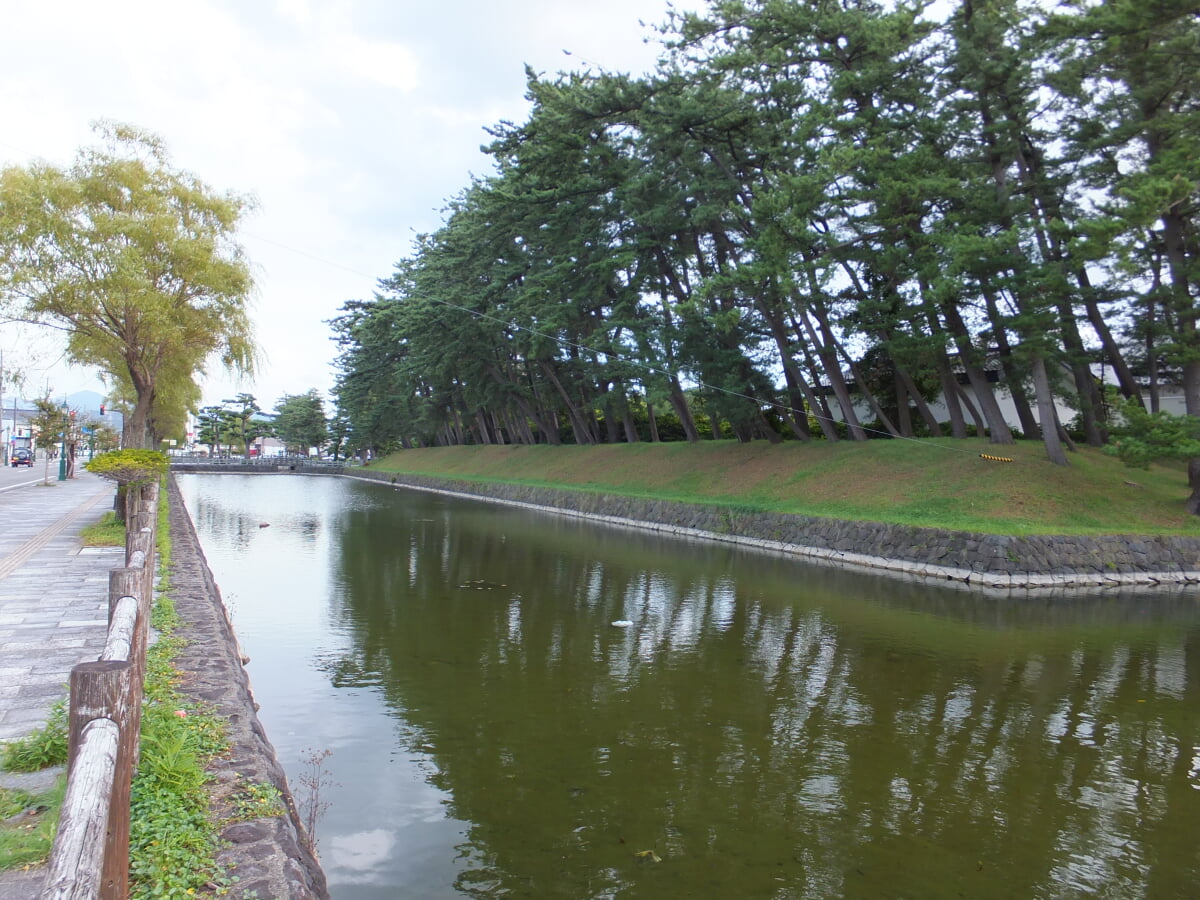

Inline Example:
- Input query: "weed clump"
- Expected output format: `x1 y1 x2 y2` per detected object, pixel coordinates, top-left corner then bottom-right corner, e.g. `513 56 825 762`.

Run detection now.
0 701 68 773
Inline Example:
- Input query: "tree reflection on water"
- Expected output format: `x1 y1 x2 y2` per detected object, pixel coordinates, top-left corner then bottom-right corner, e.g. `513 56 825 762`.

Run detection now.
181 474 1200 898
327 487 1200 899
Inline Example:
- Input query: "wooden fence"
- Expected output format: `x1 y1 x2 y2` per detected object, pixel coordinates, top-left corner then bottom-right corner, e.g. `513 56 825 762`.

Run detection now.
41 482 159 900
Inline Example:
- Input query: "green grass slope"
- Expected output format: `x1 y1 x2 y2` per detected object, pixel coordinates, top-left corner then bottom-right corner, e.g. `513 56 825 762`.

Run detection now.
369 439 1200 537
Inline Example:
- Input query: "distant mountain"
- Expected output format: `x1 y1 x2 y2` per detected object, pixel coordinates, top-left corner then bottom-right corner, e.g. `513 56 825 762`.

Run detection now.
2 390 123 432
65 390 106 414
4 390 105 412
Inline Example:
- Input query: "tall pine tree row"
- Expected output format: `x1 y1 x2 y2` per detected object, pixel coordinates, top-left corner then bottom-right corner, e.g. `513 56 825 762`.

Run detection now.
332 0 1198 472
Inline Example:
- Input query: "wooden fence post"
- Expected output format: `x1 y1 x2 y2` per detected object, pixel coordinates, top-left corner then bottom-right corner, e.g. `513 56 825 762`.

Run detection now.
108 568 148 704
41 718 121 900
67 662 133 900
123 484 141 533
127 532 154 609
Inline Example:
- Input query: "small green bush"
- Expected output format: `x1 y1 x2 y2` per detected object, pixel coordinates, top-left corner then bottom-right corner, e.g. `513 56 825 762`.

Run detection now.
85 449 168 486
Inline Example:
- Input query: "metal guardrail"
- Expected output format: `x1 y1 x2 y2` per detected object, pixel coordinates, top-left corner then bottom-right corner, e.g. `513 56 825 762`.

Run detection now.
41 483 158 900
168 455 347 473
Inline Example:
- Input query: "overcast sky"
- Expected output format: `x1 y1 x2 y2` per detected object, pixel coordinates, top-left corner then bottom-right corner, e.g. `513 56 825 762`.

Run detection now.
0 0 697 413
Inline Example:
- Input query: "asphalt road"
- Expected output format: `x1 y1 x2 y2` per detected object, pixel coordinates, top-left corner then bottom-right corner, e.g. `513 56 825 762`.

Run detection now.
0 453 85 491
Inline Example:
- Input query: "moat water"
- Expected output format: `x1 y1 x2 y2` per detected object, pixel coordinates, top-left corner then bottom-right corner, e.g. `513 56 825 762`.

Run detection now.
176 472 1200 898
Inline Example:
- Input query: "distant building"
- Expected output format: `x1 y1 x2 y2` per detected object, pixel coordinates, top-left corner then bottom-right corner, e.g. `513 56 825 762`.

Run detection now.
252 437 287 458
1 405 38 465
2 396 123 463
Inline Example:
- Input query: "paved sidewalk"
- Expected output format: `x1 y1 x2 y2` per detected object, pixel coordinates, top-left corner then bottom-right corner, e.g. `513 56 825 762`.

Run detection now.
0 471 120 899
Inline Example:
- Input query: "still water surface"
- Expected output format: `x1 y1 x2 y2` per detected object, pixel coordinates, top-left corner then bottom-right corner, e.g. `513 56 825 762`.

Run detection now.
176 473 1200 898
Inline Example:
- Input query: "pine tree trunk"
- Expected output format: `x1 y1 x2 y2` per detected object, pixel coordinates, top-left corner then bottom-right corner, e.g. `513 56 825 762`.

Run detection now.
796 307 866 440
538 361 595 445
937 362 969 439
1187 458 1200 516
896 365 942 436
667 379 701 443
942 303 1015 444
893 376 913 437
1032 355 1069 465
955 382 989 436
757 301 811 440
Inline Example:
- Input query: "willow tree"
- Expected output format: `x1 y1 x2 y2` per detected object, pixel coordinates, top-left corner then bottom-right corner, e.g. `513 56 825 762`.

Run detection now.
0 121 257 448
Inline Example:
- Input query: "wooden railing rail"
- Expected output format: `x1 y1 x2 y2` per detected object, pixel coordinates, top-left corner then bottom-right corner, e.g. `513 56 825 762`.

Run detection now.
41 482 158 900
40 719 120 900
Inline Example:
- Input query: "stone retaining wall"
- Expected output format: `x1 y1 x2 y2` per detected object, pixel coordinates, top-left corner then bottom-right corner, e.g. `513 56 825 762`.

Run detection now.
346 469 1200 589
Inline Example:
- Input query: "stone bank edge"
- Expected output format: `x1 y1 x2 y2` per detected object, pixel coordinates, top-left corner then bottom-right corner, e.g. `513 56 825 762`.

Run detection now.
345 469 1200 590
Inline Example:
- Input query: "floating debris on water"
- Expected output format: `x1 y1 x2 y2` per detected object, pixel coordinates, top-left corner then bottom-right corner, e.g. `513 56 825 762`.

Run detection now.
610 620 633 628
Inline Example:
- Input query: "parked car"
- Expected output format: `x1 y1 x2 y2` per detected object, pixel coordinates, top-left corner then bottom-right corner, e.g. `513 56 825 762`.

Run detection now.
11 448 33 467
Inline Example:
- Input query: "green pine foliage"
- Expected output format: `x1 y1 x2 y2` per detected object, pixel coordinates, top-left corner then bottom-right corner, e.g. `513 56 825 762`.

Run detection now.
1107 401 1200 470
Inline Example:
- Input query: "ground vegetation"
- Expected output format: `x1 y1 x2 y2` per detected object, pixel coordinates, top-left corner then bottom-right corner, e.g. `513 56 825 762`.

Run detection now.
369 440 1200 537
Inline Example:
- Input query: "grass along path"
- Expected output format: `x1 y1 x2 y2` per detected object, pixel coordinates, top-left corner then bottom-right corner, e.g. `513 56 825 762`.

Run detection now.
368 439 1200 537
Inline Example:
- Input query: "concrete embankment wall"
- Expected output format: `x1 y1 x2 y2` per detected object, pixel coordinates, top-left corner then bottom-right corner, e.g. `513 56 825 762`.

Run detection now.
343 469 1200 590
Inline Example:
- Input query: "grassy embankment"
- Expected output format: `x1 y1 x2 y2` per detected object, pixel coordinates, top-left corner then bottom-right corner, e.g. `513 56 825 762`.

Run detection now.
367 438 1200 537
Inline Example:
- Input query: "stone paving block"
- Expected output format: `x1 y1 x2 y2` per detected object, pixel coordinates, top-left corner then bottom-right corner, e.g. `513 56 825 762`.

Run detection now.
3 637 89 652
11 682 65 703
0 706 57 727
24 664 78 681
0 723 43 741
48 623 103 635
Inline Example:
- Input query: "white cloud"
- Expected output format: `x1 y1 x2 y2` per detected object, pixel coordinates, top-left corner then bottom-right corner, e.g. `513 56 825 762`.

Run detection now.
332 35 420 92
275 0 314 27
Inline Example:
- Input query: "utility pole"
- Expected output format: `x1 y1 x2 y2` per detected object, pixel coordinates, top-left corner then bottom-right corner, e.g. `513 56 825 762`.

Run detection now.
58 402 69 481
0 349 5 466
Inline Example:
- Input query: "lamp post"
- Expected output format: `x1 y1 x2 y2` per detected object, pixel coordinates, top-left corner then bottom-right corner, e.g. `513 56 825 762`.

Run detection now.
57 402 68 481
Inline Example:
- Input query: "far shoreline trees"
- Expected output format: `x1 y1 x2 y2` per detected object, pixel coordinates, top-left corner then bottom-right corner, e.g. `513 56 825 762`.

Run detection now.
273 390 328 455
